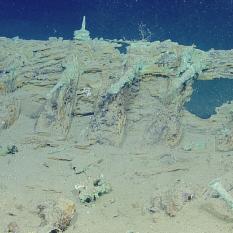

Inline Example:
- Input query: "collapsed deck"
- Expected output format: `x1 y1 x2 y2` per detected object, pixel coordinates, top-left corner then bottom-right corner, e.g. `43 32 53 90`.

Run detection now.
1 35 233 151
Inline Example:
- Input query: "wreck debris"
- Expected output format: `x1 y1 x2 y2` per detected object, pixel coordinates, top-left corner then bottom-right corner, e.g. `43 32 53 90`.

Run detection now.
210 102 233 152
215 128 233 152
37 198 76 232
35 55 82 139
0 97 21 132
89 63 142 145
73 16 91 41
150 183 195 217
209 179 233 209
144 47 206 147
0 34 233 148
6 221 20 233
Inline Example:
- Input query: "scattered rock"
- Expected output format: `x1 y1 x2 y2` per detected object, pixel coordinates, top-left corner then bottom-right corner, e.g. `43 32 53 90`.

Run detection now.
7 145 18 154
182 144 192 151
0 145 18 157
75 176 112 204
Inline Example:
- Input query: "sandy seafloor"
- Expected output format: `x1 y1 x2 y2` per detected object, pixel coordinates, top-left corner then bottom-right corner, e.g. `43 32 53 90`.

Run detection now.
1 106 233 233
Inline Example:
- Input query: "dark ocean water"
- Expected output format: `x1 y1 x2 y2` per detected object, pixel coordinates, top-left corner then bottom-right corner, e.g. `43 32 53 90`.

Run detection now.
0 0 233 50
